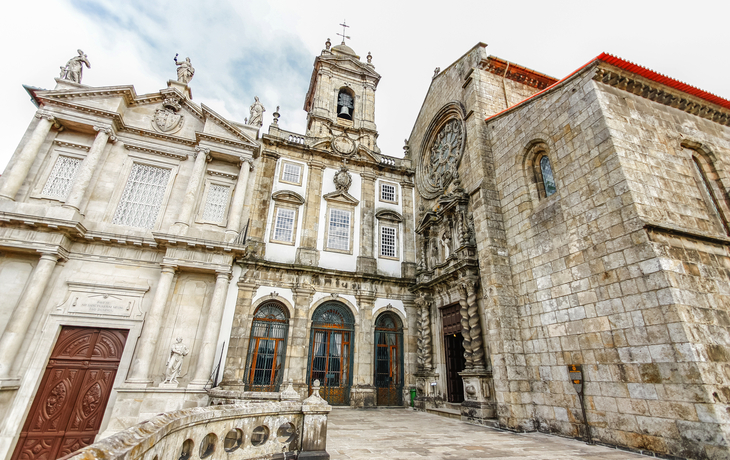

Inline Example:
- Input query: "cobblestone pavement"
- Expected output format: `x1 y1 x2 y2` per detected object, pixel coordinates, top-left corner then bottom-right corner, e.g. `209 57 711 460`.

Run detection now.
327 408 649 459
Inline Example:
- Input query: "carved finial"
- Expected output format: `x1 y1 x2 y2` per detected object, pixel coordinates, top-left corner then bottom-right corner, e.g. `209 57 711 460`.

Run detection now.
325 38 331 51
272 106 281 126
59 49 90 83
367 52 372 64
403 139 410 158
174 54 195 84
433 67 440 79
337 20 350 45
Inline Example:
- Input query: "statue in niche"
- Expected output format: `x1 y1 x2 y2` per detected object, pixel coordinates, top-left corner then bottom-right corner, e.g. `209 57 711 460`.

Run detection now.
59 49 90 83
174 54 195 84
429 238 439 269
441 230 451 259
163 337 189 384
248 96 265 127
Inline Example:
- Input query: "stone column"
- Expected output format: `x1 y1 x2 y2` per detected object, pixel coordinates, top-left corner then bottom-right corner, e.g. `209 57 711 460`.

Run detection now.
176 147 210 227
352 288 376 407
0 111 57 200
127 264 176 384
401 180 417 278
226 157 253 237
357 171 376 274
191 271 231 386
64 125 115 211
296 161 325 266
0 252 59 380
220 280 257 389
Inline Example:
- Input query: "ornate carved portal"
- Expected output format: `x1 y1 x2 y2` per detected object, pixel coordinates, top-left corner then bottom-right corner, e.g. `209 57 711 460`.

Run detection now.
11 327 128 460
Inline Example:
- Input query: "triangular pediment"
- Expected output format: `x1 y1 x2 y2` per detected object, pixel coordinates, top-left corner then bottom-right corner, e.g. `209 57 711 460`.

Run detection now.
201 104 258 147
323 190 359 206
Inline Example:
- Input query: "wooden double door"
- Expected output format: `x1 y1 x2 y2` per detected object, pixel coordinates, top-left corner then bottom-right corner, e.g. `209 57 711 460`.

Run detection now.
441 304 466 403
12 327 128 460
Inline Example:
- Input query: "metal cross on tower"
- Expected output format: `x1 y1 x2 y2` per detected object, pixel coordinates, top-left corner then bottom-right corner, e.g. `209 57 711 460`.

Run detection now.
337 20 350 44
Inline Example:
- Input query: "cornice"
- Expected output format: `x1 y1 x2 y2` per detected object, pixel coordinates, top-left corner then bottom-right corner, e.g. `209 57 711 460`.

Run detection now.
152 232 247 253
594 65 730 127
123 141 189 161
53 139 91 152
207 170 238 181
201 104 258 146
195 132 256 151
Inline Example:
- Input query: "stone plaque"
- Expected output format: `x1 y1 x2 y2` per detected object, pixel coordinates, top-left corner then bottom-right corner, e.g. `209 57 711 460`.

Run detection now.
56 282 149 319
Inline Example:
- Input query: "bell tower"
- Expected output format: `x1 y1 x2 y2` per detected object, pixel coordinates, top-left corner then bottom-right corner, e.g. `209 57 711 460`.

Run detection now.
303 32 381 154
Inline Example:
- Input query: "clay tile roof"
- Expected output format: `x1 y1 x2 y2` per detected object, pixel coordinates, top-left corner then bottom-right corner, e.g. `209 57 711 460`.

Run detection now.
596 52 730 110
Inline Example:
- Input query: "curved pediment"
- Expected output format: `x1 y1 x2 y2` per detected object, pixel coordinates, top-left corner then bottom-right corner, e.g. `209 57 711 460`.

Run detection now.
375 209 403 222
271 190 305 205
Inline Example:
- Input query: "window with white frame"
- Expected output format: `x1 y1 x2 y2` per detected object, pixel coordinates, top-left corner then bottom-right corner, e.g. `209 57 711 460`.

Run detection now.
380 225 397 258
280 161 303 185
380 182 398 203
112 163 171 229
271 206 296 243
41 155 81 200
201 184 231 224
326 207 352 252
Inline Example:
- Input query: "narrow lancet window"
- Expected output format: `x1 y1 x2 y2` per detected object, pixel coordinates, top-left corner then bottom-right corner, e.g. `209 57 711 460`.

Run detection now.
540 156 557 197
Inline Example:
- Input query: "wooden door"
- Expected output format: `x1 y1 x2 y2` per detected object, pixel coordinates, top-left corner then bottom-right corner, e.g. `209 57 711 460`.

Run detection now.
308 329 351 405
11 327 128 460
441 304 465 403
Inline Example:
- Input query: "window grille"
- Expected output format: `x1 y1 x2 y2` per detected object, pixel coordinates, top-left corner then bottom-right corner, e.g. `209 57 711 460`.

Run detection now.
42 156 81 200
380 226 397 258
327 209 350 251
281 162 302 184
202 184 230 223
381 183 396 202
112 163 170 229
273 207 295 242
540 156 557 197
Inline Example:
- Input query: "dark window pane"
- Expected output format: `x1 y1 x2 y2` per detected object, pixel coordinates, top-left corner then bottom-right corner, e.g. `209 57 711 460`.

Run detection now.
540 156 557 196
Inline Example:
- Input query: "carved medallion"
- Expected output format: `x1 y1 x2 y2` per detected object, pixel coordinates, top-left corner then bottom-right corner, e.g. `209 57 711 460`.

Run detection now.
152 97 184 134
416 104 467 199
332 134 356 155
333 164 352 192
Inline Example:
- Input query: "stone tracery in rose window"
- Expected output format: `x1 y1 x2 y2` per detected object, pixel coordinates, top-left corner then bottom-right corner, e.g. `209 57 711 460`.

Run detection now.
416 104 466 200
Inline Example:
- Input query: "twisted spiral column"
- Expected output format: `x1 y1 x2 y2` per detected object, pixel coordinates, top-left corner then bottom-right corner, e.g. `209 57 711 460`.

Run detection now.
457 283 473 368
414 294 433 370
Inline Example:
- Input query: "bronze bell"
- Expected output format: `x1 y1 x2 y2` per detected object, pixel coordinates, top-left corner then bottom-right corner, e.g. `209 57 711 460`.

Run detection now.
339 105 351 116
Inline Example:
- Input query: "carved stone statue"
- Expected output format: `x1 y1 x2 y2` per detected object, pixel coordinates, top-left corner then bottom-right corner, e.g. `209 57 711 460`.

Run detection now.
59 49 90 83
248 96 265 127
163 337 189 384
174 54 195 84
414 293 433 370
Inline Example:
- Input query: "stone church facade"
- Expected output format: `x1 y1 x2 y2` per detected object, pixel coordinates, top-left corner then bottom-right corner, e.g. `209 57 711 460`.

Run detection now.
0 38 729 460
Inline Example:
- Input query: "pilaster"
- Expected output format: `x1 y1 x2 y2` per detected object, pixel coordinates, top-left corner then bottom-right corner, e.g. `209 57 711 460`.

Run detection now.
356 171 376 274
64 124 116 211
296 161 325 265
220 280 257 388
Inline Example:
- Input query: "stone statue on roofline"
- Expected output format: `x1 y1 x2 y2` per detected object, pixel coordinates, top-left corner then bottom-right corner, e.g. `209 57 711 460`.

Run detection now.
174 54 195 84
248 96 265 127
59 49 91 83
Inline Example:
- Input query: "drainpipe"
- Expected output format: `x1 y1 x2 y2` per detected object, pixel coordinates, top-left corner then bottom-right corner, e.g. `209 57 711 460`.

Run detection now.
502 61 511 109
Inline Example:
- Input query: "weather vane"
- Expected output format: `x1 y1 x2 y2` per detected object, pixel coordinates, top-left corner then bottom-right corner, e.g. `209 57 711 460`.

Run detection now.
337 20 350 44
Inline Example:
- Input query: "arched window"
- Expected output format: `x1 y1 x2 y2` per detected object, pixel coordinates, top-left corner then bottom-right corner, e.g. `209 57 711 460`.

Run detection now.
374 312 403 406
336 88 355 121
539 155 557 197
308 301 355 405
244 302 289 392
685 144 730 236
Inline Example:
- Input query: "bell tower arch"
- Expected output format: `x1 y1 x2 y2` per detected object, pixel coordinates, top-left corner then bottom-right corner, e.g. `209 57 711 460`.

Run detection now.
303 36 381 154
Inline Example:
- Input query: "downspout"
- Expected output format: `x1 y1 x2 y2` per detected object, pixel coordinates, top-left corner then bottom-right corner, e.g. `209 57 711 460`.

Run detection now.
501 61 511 109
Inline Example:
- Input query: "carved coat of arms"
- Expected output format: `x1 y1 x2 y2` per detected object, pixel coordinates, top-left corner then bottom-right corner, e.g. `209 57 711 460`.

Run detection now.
152 97 184 133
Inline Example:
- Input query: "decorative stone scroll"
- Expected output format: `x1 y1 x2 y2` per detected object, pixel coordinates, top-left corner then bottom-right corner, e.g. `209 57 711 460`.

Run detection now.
416 102 467 199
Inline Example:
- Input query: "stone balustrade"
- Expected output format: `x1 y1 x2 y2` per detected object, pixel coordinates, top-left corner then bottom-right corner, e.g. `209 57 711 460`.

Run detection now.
63 384 331 460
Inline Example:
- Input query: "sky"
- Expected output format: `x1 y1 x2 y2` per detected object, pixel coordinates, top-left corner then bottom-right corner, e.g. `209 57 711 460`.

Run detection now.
0 0 728 171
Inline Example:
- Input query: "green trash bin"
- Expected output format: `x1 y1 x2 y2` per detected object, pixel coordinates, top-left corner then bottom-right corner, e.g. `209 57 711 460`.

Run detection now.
410 388 417 407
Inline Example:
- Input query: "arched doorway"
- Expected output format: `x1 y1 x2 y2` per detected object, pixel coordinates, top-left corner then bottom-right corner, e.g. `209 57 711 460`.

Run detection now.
244 301 289 392
307 301 354 405
374 311 403 406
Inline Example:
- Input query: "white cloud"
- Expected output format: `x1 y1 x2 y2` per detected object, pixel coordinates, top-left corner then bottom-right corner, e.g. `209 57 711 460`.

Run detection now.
1 0 728 171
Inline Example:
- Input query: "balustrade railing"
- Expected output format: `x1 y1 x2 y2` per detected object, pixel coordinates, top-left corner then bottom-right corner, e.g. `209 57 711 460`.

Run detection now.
63 382 331 460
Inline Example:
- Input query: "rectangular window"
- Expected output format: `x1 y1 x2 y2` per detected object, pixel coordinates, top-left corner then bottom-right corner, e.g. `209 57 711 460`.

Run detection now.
380 182 397 203
327 208 351 251
280 161 302 185
201 184 231 224
272 207 296 243
380 225 397 258
112 163 171 229
42 155 81 200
